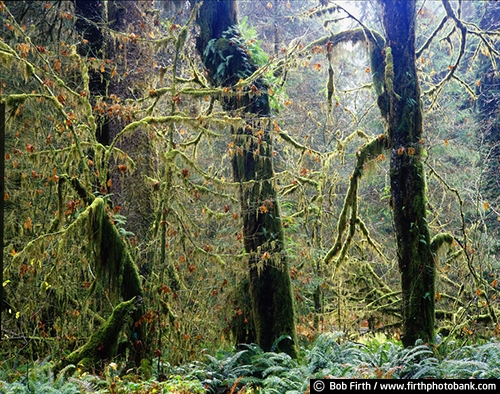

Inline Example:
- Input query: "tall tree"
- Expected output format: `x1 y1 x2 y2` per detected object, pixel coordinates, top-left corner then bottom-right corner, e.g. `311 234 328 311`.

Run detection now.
0 102 4 336
476 1 500 238
74 0 155 245
74 0 108 144
314 1 436 346
194 0 298 356
378 0 435 346
72 0 153 365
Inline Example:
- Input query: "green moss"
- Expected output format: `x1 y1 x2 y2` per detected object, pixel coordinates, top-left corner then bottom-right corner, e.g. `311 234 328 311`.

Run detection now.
385 47 394 96
55 297 139 371
370 42 386 96
323 134 390 269
84 198 143 301
430 233 454 255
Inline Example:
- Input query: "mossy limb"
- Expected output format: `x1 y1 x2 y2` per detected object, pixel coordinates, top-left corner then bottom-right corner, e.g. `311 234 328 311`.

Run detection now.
55 297 139 371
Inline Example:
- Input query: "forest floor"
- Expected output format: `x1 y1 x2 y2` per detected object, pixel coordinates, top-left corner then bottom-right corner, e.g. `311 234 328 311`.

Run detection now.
1 333 499 393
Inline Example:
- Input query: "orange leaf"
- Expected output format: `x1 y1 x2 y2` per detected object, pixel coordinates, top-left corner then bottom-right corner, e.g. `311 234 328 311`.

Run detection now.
53 59 61 72
24 217 32 230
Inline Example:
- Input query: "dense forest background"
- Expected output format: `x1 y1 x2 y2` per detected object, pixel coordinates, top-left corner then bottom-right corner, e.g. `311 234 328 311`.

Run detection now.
0 0 499 390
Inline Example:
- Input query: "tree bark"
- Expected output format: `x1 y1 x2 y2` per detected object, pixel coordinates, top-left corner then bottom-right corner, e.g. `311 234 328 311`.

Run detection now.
476 1 500 236
74 0 108 143
73 0 149 365
379 0 435 347
194 0 298 357
0 102 4 337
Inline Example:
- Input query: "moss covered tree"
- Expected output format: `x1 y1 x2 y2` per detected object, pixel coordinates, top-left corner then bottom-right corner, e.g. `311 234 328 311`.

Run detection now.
74 0 155 251
310 1 440 346
475 1 500 240
194 0 298 357
72 0 153 365
377 0 435 347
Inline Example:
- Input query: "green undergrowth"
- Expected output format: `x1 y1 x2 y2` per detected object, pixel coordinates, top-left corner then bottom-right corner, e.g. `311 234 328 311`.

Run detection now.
1 333 499 393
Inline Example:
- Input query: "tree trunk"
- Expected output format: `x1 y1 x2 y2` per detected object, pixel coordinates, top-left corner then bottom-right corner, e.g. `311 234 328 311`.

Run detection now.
0 102 4 336
476 1 500 237
73 0 150 365
195 0 297 357
74 0 109 144
379 0 435 347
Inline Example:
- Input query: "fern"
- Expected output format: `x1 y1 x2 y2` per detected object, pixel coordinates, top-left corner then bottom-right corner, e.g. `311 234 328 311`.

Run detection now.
440 359 490 378
0 360 82 394
2 337 499 392
306 332 368 374
438 341 500 378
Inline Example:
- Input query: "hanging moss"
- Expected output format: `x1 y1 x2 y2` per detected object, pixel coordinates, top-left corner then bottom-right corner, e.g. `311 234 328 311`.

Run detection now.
85 197 143 302
370 41 386 96
384 47 394 96
195 1 298 357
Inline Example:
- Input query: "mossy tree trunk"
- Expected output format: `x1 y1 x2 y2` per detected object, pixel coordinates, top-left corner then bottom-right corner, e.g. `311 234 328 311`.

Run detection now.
195 0 297 357
0 102 4 336
74 0 155 255
476 2 500 238
54 197 145 370
379 0 435 347
72 2 151 365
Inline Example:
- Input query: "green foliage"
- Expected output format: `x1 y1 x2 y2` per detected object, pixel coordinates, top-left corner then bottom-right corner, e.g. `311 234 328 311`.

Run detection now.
2 0 500 380
0 360 84 394
202 16 287 110
238 16 270 67
1 335 500 392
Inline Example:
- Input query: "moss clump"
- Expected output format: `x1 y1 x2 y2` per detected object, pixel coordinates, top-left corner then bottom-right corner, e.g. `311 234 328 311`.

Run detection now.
430 233 454 255
384 47 394 96
55 297 139 372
